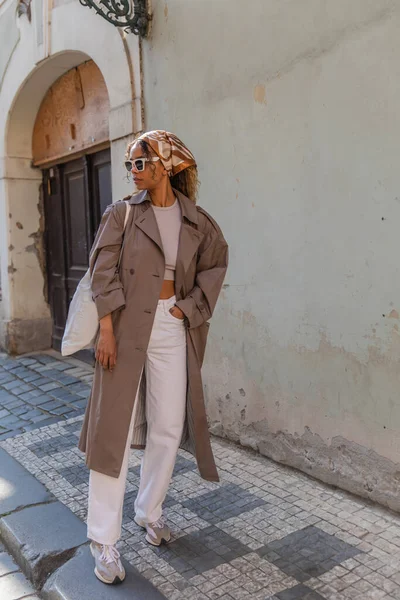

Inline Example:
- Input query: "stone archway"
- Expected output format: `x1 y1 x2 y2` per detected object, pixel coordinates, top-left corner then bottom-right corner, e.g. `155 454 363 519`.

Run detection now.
32 60 114 351
0 4 142 353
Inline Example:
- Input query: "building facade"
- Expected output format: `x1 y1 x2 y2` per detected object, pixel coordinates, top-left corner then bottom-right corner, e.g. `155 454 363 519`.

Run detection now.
1 0 400 510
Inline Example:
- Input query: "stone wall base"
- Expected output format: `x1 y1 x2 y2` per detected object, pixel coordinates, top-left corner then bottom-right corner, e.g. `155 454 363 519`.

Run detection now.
210 421 400 513
1 318 52 355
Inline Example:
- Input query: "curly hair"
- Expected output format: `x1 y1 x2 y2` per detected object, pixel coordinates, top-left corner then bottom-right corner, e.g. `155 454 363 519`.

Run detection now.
126 137 199 204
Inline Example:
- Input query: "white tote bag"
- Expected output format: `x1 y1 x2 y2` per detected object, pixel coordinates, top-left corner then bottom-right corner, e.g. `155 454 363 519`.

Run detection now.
61 201 131 356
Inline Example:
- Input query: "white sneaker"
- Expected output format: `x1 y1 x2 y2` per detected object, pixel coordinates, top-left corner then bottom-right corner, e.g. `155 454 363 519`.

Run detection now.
135 515 171 546
90 541 126 584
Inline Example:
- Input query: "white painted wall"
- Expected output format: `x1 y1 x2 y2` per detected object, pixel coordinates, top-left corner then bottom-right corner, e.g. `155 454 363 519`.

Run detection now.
142 0 400 507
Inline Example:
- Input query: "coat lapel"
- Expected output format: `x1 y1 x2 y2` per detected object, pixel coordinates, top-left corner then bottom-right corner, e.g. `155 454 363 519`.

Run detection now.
134 204 163 253
127 188 203 283
175 222 203 298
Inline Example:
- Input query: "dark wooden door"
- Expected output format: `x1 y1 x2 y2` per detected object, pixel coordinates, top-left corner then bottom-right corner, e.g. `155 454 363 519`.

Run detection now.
43 166 68 348
43 148 112 352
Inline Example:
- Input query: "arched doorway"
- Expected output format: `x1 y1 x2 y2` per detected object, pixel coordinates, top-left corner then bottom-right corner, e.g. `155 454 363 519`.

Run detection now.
1 10 141 355
33 60 112 351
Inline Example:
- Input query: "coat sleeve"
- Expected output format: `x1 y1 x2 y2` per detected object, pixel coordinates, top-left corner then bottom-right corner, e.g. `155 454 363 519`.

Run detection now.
175 213 229 329
89 202 126 320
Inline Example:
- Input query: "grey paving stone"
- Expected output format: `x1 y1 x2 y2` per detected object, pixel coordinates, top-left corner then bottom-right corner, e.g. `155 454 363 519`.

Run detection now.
27 434 77 458
7 366 32 377
61 421 82 434
37 399 65 412
50 362 76 372
43 370 80 386
0 447 53 515
29 416 61 428
22 423 48 433
30 413 57 423
13 385 35 396
258 525 362 583
182 483 267 524
0 430 23 441
2 380 22 391
59 464 89 487
9 405 31 417
0 400 24 412
66 399 87 409
47 405 75 416
21 374 46 383
19 409 43 420
0 571 36 599
23 376 50 385
35 355 59 365
42 545 167 600
0 551 20 576
0 392 20 406
48 388 79 401
18 358 38 366
23 394 55 407
39 382 61 392
63 383 91 396
0 501 87 587
275 585 325 599
0 408 10 419
57 375 81 386
0 414 27 428
153 525 251 578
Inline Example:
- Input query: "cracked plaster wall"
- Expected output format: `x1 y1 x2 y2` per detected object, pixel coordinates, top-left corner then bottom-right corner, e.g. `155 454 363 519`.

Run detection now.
142 1 400 509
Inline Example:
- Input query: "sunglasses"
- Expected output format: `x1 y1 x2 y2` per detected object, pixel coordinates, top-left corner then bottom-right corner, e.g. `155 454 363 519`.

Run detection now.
124 157 160 173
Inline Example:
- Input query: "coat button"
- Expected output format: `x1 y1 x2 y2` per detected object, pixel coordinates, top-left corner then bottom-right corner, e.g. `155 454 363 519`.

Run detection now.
130 268 135 275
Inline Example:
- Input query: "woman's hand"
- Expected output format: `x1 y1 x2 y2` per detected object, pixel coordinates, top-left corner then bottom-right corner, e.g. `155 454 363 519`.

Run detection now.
96 315 117 371
169 305 185 320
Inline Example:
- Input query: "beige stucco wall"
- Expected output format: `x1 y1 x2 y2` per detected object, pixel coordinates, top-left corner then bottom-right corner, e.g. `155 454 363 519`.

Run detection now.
142 0 400 509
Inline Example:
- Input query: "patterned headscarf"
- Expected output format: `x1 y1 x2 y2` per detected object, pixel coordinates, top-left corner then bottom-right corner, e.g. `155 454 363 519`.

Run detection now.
134 130 196 176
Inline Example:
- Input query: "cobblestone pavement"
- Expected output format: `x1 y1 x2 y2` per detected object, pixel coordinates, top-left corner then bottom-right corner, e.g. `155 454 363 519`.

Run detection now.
1 353 400 600
0 541 39 599
0 353 92 441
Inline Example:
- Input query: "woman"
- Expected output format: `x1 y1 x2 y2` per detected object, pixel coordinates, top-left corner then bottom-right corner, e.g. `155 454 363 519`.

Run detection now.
78 130 228 585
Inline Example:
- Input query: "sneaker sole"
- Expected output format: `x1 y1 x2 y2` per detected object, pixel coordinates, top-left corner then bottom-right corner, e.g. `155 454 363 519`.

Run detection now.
90 545 126 585
134 516 171 546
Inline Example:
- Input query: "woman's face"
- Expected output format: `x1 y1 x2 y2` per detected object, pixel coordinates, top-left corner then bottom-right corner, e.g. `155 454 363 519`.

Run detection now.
128 142 167 191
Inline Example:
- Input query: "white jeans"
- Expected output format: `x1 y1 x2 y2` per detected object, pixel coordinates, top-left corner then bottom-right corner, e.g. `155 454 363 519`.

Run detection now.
87 296 187 545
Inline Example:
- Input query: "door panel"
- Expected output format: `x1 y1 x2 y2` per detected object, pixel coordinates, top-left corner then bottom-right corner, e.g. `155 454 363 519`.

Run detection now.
91 148 112 229
63 158 91 305
44 148 111 351
43 167 68 351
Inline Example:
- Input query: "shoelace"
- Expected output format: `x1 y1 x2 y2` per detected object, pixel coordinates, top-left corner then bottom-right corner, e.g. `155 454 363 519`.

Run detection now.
99 544 123 568
150 518 165 529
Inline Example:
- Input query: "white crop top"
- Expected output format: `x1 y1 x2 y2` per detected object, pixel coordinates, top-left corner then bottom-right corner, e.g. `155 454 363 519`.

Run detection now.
152 199 182 281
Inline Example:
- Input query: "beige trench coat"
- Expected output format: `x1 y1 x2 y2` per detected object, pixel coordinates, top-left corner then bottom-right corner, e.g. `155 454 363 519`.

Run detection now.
78 189 228 481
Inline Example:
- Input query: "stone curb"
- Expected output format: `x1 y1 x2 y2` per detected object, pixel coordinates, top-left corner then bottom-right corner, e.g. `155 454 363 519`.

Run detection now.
0 447 53 516
42 545 168 600
0 501 88 588
0 446 167 599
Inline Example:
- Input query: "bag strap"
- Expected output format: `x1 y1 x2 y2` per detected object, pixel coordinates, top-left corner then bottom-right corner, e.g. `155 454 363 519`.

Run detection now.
123 200 131 229
117 200 132 269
